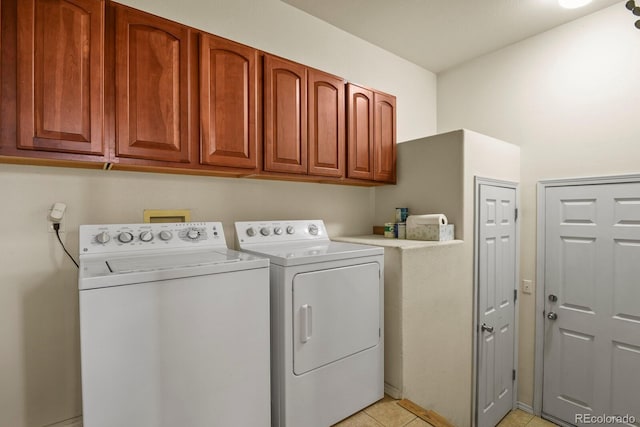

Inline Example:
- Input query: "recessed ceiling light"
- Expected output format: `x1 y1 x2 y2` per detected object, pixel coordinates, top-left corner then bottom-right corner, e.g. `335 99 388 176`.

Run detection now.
558 0 593 9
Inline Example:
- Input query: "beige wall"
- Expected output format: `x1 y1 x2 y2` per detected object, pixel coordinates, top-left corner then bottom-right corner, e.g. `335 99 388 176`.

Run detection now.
372 130 520 426
0 0 437 425
438 2 640 407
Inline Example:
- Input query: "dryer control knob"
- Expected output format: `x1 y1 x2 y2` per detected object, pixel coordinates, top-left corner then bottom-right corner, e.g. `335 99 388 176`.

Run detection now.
274 227 283 235
286 225 295 235
118 232 134 243
139 231 154 242
95 231 111 244
159 230 173 241
187 229 200 240
260 227 271 236
308 224 319 236
246 227 256 237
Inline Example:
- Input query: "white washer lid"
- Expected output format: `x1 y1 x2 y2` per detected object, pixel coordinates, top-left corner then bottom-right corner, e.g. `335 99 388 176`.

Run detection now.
240 241 383 267
79 249 268 290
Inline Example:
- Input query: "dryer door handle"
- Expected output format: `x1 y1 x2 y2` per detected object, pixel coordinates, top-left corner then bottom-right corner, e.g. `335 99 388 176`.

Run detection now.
300 304 312 343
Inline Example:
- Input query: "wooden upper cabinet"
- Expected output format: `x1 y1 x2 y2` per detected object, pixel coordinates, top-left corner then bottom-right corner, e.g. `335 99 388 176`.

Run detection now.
17 0 105 155
374 92 396 183
346 84 374 180
263 54 307 174
200 34 259 170
347 83 396 183
114 4 192 163
308 69 345 178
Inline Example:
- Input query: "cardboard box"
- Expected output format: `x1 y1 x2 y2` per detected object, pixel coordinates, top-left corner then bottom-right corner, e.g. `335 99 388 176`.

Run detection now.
406 224 455 241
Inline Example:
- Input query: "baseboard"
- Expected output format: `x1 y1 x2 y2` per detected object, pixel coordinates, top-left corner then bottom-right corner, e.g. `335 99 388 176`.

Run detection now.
45 416 82 427
516 402 534 414
384 383 402 399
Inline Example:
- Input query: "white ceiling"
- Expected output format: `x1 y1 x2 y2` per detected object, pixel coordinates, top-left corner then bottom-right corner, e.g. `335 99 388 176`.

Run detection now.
282 0 623 72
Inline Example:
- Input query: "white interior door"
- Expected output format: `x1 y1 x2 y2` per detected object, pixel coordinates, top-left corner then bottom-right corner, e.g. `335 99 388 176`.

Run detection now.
477 184 517 427
543 182 640 426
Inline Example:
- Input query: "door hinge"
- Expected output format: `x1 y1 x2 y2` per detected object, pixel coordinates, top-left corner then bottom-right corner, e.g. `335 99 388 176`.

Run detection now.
513 369 516 381
515 208 519 222
514 289 518 303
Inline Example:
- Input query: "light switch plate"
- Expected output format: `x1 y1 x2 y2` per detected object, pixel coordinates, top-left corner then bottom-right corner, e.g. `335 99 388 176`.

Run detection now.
522 279 533 294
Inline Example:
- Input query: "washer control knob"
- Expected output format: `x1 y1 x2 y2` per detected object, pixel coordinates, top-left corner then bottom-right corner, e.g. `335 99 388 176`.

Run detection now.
246 227 256 237
159 230 173 241
260 227 271 236
286 225 295 235
274 227 283 235
187 229 200 240
95 231 110 244
139 231 154 242
308 224 319 236
118 232 134 243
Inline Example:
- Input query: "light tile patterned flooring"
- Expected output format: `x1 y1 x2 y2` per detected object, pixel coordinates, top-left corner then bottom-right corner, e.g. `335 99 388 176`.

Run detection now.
333 396 558 427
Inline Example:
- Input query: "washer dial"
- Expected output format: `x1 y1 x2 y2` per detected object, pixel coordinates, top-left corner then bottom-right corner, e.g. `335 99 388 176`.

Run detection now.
139 231 154 242
95 231 110 244
118 232 134 243
159 230 173 241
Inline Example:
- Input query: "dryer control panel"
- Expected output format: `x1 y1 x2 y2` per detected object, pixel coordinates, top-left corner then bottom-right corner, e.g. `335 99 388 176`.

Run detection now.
234 220 328 246
80 222 226 255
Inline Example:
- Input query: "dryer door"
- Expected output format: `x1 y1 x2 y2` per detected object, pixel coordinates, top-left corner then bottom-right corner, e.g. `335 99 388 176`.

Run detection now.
292 262 380 375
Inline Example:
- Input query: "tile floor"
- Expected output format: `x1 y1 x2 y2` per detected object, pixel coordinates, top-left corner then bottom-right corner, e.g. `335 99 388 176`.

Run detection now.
333 396 558 427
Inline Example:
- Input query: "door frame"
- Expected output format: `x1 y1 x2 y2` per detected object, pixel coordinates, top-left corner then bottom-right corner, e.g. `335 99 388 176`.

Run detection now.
473 177 520 427
533 173 640 418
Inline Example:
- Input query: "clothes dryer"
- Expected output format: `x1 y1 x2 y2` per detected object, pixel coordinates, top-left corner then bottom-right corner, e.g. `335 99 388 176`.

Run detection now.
235 220 384 427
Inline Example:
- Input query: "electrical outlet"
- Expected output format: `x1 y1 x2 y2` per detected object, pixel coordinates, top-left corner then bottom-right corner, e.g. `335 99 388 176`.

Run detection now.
522 279 533 294
48 221 65 234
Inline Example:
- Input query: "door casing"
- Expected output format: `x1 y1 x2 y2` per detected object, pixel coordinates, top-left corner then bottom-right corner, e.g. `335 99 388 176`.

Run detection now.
473 177 520 427
534 173 640 417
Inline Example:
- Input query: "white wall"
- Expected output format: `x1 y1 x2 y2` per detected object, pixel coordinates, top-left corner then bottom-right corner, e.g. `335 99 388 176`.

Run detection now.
0 0 437 425
438 2 640 407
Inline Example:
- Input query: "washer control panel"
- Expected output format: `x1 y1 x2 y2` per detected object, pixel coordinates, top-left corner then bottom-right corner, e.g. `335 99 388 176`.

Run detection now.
235 220 328 245
80 222 226 254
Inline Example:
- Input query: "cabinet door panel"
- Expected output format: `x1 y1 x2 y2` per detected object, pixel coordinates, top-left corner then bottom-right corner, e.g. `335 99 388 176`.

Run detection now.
200 34 258 169
308 69 344 178
374 92 396 183
347 84 373 180
17 0 104 155
115 6 191 163
264 55 307 174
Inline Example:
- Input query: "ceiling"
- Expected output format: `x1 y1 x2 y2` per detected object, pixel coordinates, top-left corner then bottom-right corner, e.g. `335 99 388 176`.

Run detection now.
282 0 623 73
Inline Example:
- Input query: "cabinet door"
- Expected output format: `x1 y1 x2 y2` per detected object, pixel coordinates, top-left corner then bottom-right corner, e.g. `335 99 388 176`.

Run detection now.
308 69 345 178
374 92 396 183
200 34 258 170
17 0 104 155
346 84 374 180
114 5 191 163
263 55 307 174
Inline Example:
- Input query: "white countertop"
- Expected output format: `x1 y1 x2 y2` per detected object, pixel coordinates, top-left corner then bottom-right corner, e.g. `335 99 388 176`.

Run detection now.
332 234 464 250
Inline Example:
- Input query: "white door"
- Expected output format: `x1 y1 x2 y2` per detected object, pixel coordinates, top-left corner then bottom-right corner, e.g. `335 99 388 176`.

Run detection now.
477 184 518 427
292 263 380 375
543 182 640 426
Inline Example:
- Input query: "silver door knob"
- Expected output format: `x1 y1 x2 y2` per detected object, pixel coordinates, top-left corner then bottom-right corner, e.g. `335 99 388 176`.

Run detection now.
547 312 558 320
481 323 494 333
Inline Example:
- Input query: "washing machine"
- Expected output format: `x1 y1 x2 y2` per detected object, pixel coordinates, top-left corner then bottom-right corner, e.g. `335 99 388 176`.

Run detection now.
234 220 384 427
78 222 270 427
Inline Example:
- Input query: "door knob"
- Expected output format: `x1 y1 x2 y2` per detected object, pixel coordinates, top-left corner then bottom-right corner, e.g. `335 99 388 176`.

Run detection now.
481 323 494 333
547 312 558 320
